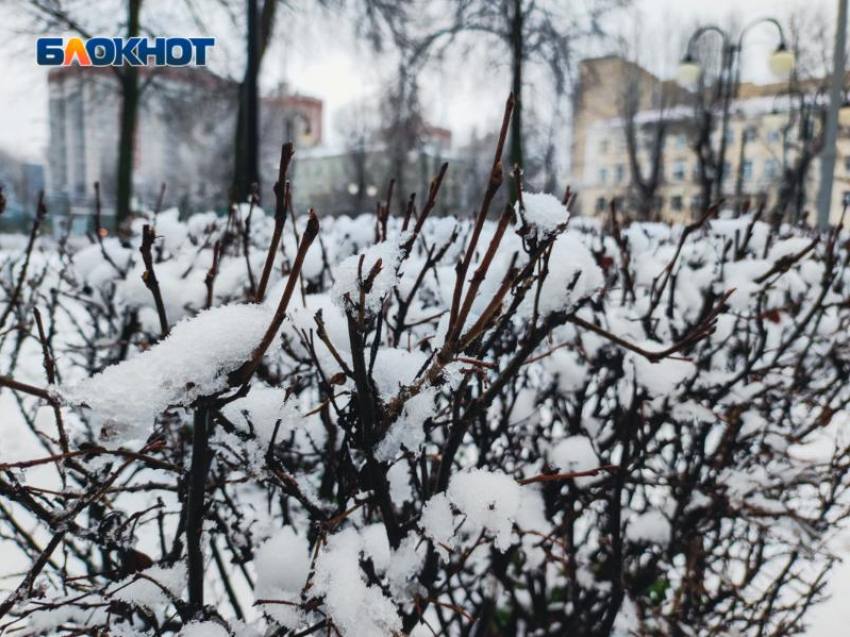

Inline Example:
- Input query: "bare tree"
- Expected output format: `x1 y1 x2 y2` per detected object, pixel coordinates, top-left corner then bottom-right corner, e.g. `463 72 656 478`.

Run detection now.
231 0 411 201
617 52 681 220
410 0 628 175
12 0 237 225
771 8 835 224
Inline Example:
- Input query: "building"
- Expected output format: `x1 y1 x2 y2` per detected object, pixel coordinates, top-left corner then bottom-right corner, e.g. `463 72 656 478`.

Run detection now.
293 124 466 216
47 67 322 229
0 149 44 231
571 55 850 224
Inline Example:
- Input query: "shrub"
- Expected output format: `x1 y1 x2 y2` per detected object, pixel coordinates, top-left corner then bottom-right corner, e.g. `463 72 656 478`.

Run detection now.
1 98 849 636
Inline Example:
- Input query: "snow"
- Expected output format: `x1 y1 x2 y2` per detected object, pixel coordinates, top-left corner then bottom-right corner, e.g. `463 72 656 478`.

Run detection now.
549 435 601 487
376 386 436 461
221 384 300 448
386 534 426 599
180 622 230 637
542 349 588 392
421 469 526 551
332 238 406 316
371 347 430 398
255 527 312 628
111 564 187 607
525 231 604 316
627 511 672 544
313 527 403 636
63 303 273 445
517 192 570 238
628 353 695 397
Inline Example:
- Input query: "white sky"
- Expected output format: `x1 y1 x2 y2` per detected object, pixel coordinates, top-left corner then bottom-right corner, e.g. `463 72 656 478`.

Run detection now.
0 0 838 163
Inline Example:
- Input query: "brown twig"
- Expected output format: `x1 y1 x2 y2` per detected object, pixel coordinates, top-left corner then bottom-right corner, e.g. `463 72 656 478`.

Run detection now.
231 210 320 387
570 288 735 363
518 464 619 486
0 375 56 404
33 308 68 455
204 240 222 309
448 93 514 333
0 193 46 332
140 224 169 337
256 143 295 303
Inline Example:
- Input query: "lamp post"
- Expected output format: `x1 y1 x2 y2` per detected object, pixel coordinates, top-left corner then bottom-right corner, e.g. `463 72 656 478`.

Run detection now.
678 19 793 205
816 0 848 230
285 111 314 147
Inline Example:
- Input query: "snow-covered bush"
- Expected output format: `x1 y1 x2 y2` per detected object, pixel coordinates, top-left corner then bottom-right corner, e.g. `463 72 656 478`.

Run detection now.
1 110 850 636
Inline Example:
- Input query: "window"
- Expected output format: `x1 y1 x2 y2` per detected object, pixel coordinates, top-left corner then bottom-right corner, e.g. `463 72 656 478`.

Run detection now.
722 162 732 181
767 129 782 144
677 133 688 149
599 168 608 184
600 138 610 154
742 160 753 181
743 126 758 143
615 164 626 183
673 161 687 181
691 196 703 212
844 156 850 172
765 160 779 180
725 128 735 144
671 195 683 211
843 192 850 206
595 197 606 212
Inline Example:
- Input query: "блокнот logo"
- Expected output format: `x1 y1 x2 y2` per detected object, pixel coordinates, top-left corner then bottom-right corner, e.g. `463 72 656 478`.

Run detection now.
36 37 214 67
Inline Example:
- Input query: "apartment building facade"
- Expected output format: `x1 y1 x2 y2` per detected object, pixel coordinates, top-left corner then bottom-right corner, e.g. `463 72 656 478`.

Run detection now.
47 67 323 226
571 56 850 224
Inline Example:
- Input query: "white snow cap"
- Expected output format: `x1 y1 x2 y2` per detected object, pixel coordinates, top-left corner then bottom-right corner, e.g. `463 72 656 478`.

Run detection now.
627 510 672 544
111 564 186 608
179 622 230 637
421 469 527 551
313 527 403 636
63 303 272 445
221 384 300 448
517 192 570 238
528 232 604 316
549 435 601 487
255 527 312 628
332 238 406 316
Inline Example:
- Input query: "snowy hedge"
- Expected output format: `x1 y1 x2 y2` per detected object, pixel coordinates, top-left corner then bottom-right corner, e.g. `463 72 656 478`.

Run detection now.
1 136 850 636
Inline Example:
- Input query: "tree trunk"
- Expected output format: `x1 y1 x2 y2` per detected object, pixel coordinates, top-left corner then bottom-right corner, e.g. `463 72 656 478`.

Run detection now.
233 0 276 202
115 0 142 227
509 0 523 173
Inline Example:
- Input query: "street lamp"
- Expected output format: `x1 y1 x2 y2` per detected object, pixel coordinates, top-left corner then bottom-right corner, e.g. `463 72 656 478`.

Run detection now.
676 53 701 87
769 43 795 79
677 18 793 204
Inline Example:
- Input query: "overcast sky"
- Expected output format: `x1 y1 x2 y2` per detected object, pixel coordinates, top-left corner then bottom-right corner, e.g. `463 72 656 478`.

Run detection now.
0 0 839 163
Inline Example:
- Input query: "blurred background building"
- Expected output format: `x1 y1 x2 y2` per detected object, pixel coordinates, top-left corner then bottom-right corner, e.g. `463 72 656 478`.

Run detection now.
0 150 43 232
572 55 850 224
44 67 324 231
40 66 467 227
293 123 467 215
